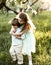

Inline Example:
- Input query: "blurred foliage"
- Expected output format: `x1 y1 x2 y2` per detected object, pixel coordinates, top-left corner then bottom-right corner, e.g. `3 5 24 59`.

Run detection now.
0 11 51 65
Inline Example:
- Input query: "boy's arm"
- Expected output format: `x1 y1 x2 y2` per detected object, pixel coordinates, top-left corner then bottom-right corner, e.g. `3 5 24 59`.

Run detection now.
9 28 13 35
9 27 16 35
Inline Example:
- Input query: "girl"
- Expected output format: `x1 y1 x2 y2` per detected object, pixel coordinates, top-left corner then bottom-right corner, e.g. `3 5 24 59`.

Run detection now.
15 12 36 65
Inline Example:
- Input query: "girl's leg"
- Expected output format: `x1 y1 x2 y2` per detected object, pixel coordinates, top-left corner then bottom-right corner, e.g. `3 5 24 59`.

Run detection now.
28 53 33 65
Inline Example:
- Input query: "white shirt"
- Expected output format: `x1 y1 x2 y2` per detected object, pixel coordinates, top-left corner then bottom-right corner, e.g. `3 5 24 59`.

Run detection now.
10 26 25 45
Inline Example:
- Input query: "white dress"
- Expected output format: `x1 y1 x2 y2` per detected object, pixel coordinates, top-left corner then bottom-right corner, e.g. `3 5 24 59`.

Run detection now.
22 29 36 55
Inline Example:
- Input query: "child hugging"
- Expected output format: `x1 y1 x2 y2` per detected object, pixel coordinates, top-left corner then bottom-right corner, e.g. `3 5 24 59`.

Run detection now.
9 12 36 65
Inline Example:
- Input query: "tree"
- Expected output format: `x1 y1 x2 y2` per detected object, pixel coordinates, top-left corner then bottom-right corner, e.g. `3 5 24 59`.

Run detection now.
0 0 39 14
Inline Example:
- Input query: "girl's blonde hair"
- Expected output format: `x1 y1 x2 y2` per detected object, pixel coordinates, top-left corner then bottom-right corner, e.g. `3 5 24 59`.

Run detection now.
16 12 36 32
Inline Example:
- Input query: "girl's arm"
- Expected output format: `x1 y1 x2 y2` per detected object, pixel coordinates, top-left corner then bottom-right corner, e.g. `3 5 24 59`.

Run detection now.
10 23 30 39
12 23 30 36
14 29 27 39
12 27 28 36
10 29 26 37
10 22 31 36
14 24 30 39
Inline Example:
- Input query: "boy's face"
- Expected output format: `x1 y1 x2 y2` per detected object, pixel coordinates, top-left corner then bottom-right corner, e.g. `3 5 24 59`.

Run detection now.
13 25 18 29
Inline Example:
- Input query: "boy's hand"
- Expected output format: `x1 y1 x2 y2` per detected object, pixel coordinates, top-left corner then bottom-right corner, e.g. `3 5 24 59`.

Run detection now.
15 35 21 39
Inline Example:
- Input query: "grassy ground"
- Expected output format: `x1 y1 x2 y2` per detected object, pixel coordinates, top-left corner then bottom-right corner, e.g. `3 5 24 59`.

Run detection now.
0 11 51 65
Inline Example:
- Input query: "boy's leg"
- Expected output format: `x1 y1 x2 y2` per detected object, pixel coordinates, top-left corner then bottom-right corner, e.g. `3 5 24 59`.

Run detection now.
17 53 23 64
15 44 23 65
9 45 17 61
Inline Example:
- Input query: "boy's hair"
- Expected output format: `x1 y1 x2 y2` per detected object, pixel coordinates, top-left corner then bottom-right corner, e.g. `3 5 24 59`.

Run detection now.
11 18 21 27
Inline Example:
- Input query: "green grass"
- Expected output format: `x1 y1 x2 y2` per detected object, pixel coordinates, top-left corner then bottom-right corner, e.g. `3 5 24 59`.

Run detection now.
0 11 51 65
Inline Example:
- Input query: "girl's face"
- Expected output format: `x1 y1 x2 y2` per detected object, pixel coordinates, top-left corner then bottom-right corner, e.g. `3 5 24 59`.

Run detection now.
18 18 25 25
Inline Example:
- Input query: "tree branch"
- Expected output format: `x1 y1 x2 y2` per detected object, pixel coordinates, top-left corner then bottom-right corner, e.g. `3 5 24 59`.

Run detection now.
4 5 18 14
22 0 28 4
30 0 38 6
